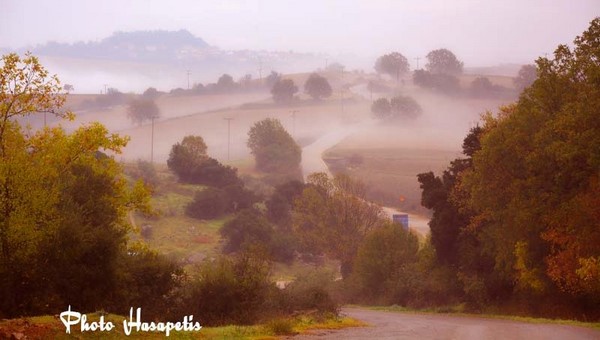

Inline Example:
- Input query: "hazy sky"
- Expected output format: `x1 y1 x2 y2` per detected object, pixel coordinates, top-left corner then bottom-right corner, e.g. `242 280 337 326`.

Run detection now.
1 0 598 66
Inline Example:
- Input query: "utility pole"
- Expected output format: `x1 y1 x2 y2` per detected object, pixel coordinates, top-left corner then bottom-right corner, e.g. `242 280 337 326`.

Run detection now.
414 57 421 70
103 84 108 94
150 116 155 163
258 60 263 82
290 110 299 138
224 117 233 161
187 70 191 90
340 89 345 120
325 58 328 70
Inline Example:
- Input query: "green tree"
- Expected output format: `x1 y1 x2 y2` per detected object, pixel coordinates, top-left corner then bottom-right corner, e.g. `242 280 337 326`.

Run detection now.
186 187 229 220
185 250 273 325
142 87 160 99
247 118 301 173
266 180 306 228
375 52 409 81
460 18 600 301
167 135 208 181
265 71 281 88
293 173 384 278
513 64 537 93
304 73 332 100
0 52 73 140
220 209 274 253
353 222 419 297
271 79 298 104
216 74 237 92
127 97 160 125
0 53 166 317
425 48 464 75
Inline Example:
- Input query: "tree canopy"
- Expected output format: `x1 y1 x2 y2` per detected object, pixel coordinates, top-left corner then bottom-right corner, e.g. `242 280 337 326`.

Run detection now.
415 19 600 310
0 53 179 318
167 135 240 187
304 73 332 100
425 48 464 75
271 79 298 104
247 118 301 173
513 64 538 92
127 97 160 125
371 95 422 121
460 19 600 298
293 173 384 278
375 52 410 80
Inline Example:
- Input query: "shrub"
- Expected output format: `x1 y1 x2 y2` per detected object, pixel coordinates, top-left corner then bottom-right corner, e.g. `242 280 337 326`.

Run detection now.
223 184 259 213
269 231 297 264
184 251 273 326
266 318 295 335
413 69 460 93
282 269 339 315
192 158 241 187
186 187 228 220
220 209 274 253
133 159 158 187
352 222 419 299
168 136 241 187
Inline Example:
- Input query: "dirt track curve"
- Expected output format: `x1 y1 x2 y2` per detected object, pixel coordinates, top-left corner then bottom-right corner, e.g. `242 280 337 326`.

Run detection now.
288 308 600 340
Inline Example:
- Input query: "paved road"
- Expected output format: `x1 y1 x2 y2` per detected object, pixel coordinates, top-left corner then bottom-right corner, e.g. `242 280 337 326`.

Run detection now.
289 308 600 340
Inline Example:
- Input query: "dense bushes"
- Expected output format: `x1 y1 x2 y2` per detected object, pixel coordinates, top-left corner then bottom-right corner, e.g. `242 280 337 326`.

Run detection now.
219 208 297 263
186 184 258 220
186 187 229 219
174 251 339 326
168 135 240 187
183 251 274 326
371 95 422 121
220 209 274 253
352 222 419 299
413 69 460 93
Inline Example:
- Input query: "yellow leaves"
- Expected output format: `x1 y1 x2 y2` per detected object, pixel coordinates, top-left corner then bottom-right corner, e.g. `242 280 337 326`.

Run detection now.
576 257 600 289
1 52 72 143
513 241 546 294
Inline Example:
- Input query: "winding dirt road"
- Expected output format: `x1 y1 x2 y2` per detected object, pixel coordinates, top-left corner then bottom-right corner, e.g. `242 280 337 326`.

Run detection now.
300 120 431 236
290 308 600 340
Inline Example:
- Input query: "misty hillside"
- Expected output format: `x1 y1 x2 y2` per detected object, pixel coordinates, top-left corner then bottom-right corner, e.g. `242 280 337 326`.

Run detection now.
23 29 326 69
6 30 327 92
31 30 210 62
